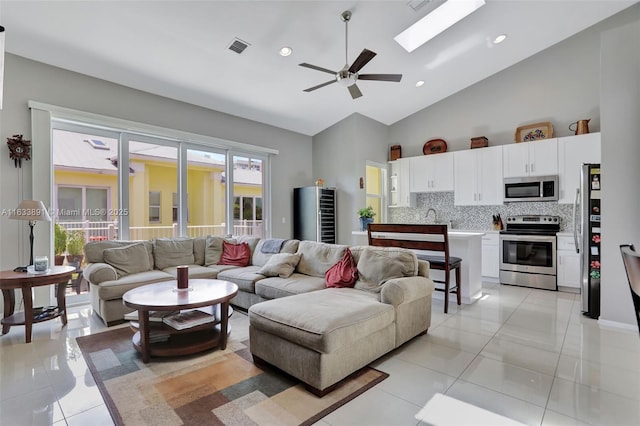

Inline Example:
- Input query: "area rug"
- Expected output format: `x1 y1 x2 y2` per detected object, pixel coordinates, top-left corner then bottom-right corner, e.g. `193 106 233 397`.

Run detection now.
76 327 388 426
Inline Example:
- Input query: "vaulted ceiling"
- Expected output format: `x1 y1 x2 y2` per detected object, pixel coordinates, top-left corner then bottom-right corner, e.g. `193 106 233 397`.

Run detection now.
1 1 636 135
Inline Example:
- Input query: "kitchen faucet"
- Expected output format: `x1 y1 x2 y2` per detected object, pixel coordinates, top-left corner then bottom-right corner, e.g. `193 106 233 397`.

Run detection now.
425 208 437 224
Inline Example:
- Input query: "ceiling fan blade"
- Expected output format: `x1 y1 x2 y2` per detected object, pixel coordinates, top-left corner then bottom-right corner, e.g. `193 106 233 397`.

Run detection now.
303 79 337 92
348 84 363 99
348 49 377 73
358 74 403 82
299 63 337 75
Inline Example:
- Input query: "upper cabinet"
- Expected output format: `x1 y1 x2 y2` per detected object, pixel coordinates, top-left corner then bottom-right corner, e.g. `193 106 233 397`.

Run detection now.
389 158 414 208
502 138 558 178
558 133 601 203
409 152 454 193
454 145 503 206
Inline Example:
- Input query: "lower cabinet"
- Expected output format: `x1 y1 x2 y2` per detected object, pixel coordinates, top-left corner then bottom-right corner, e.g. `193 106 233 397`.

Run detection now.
557 235 580 289
481 232 499 279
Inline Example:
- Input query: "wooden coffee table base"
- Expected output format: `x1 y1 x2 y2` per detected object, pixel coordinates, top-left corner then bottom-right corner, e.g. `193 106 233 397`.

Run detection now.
130 303 233 362
123 280 238 363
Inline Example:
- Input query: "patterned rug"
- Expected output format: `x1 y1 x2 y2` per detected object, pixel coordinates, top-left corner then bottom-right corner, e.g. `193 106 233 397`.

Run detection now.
76 327 388 425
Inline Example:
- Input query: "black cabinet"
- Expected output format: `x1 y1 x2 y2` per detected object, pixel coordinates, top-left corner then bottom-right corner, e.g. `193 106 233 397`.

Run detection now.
293 187 336 243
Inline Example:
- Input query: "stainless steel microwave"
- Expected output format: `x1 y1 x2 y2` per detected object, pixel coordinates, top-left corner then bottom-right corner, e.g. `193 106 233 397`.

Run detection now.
504 175 559 202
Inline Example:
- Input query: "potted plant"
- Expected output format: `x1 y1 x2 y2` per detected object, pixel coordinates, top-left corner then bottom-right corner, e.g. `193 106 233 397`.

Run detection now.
357 206 376 231
66 230 86 266
54 223 68 266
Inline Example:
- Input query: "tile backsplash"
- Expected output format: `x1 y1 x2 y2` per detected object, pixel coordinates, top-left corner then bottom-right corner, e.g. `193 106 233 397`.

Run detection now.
388 192 575 232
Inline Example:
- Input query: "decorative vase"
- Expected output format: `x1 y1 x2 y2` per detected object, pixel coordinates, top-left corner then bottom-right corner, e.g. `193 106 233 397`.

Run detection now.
360 217 374 231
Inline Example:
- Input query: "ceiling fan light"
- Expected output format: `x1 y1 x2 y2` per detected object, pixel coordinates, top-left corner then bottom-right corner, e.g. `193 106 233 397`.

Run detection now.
395 0 486 53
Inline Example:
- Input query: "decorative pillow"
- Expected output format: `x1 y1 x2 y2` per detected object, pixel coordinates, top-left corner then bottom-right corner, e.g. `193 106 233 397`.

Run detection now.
153 238 195 270
205 236 236 266
218 241 251 266
258 253 301 278
355 248 406 293
103 242 152 278
325 248 359 288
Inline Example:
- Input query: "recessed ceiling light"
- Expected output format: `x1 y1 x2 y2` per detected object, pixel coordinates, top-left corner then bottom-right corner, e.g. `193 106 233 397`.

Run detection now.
395 0 486 53
279 46 293 57
416 80 425 87
493 34 507 44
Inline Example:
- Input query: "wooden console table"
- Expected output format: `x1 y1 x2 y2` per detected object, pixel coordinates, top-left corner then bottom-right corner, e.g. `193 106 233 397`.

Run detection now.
1 266 75 343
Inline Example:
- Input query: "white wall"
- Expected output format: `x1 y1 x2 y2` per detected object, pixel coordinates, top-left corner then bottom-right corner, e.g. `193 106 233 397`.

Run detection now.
312 113 389 244
0 54 313 274
600 18 640 326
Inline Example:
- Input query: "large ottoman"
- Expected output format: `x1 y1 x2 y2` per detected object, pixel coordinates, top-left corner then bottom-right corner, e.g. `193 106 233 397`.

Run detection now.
248 288 396 395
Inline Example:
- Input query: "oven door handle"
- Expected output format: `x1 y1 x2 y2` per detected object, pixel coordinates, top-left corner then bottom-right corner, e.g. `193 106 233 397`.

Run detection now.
499 234 556 243
573 187 580 254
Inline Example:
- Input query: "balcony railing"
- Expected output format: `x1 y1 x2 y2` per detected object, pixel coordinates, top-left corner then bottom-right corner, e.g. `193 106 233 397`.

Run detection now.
57 220 264 242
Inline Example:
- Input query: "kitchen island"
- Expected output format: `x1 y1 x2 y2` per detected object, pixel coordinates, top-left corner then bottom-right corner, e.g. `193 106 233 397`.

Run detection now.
352 230 484 305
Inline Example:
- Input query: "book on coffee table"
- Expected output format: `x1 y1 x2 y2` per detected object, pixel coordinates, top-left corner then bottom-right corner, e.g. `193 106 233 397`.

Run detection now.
162 309 216 330
124 310 179 322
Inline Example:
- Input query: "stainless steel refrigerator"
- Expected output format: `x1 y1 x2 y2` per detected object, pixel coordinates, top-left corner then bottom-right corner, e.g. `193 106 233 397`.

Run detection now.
574 163 601 318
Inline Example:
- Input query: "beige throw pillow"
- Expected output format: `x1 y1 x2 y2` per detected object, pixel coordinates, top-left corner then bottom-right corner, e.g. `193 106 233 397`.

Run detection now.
258 253 301 278
153 238 195 270
103 242 152 278
205 236 236 266
355 248 406 293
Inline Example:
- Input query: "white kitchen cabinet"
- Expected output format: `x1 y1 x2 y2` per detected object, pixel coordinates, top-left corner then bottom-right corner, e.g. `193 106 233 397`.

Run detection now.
557 235 581 289
454 146 503 205
502 138 558 178
558 133 601 203
409 152 454 193
481 232 500 279
389 158 414 207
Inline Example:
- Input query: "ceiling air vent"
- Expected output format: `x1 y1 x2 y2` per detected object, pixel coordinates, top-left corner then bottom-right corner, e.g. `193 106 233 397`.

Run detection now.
227 38 250 54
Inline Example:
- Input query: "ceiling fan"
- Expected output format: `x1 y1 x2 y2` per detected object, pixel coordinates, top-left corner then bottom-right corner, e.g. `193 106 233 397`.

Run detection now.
299 10 402 99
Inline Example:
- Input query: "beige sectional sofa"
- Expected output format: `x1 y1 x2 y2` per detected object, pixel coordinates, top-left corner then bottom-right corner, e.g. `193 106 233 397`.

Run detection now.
83 236 435 393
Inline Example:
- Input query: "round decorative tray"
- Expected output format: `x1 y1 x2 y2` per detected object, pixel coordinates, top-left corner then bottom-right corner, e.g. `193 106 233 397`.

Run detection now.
423 139 448 155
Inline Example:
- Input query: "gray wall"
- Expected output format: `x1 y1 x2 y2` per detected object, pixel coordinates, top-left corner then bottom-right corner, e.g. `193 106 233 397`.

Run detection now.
0 53 313 273
312 113 389 245
600 18 640 326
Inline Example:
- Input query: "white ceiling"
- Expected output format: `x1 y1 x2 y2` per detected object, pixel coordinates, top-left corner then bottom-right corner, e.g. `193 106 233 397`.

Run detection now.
1 0 636 136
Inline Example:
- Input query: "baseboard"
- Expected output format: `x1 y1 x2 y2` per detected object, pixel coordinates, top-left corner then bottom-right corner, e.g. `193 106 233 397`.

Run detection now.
597 318 639 333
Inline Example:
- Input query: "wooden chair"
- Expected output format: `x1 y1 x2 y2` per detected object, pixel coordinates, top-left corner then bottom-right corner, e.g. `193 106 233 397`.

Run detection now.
620 244 640 336
368 223 461 313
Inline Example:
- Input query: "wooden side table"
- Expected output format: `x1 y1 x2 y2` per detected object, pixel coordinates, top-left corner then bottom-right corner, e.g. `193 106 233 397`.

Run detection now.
0 266 75 343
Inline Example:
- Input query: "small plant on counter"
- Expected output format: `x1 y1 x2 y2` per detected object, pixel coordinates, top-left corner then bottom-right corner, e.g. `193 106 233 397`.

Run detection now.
357 206 376 219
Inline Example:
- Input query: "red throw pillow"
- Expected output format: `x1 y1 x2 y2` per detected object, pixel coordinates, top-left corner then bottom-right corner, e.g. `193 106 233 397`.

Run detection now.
325 248 359 288
218 241 251 266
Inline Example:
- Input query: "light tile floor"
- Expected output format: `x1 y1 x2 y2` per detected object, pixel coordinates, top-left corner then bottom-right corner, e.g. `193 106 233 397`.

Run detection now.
2 282 640 426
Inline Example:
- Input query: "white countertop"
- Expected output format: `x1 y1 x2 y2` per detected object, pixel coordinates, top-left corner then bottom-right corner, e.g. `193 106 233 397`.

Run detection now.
352 230 485 238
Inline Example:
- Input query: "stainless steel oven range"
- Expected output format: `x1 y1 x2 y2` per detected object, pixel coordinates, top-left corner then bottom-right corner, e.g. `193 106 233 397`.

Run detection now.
499 215 560 290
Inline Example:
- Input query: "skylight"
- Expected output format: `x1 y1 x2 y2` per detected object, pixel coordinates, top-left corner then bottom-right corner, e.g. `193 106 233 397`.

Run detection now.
395 0 486 53
86 139 110 150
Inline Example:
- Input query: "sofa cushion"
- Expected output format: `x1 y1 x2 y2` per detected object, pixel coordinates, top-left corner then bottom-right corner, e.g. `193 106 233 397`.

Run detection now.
235 235 261 257
96 270 174 301
325 248 358 288
355 248 417 293
217 266 265 293
153 238 195 270
252 239 300 267
249 288 394 353
258 253 301 278
192 236 207 266
295 241 348 278
255 273 326 300
219 241 252 266
102 242 152 278
162 265 218 280
85 240 154 267
204 236 236 266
